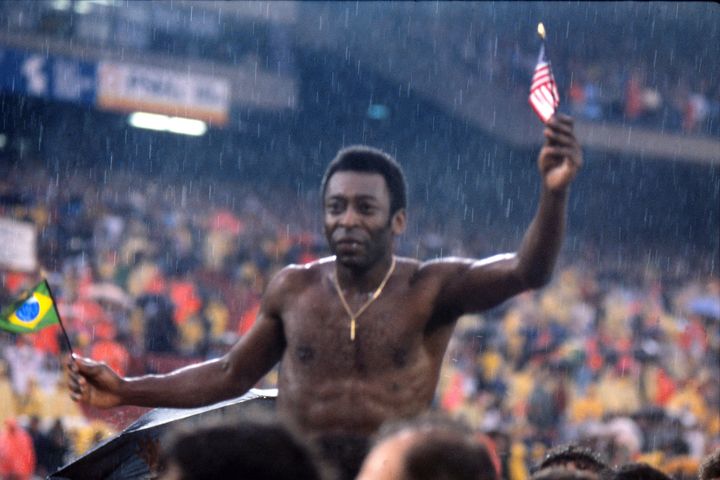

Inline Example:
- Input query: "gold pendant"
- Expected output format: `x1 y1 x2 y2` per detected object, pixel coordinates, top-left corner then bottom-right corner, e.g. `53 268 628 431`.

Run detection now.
333 256 396 342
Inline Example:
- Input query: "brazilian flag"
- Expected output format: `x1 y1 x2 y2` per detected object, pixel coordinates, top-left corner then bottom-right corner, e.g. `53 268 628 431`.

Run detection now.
0 280 60 334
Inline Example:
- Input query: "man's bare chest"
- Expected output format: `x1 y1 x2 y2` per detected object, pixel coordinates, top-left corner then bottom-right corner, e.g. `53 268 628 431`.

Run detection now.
280 282 437 373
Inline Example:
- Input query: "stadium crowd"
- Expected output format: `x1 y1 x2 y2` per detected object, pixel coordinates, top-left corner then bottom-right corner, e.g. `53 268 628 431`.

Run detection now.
499 38 720 136
395 3 720 137
0 159 717 479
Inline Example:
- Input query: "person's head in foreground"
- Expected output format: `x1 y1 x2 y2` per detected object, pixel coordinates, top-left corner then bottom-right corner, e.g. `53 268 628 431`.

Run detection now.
532 443 611 478
530 466 611 480
700 448 720 480
356 414 498 480
158 412 323 480
611 462 673 480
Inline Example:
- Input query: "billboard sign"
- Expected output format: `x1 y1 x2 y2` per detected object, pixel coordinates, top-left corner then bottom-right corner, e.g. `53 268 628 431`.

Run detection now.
97 61 230 125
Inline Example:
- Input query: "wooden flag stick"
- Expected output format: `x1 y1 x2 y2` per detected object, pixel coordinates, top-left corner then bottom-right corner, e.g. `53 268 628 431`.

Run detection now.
43 279 74 355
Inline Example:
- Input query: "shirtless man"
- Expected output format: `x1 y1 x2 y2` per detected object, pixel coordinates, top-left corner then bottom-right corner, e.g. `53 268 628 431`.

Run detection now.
69 114 582 478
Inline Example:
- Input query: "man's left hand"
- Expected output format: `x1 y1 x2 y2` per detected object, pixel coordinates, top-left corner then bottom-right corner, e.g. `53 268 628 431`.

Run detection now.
538 113 583 192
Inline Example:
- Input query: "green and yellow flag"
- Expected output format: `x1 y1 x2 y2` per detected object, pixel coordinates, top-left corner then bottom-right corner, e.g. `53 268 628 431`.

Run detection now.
0 280 60 334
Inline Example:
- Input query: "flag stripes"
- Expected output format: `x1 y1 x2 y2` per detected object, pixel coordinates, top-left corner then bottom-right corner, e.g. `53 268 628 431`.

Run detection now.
529 44 559 123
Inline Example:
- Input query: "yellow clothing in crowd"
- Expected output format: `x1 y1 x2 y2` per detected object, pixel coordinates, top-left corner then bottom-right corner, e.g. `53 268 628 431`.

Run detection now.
596 374 641 415
568 386 605 423
666 384 708 424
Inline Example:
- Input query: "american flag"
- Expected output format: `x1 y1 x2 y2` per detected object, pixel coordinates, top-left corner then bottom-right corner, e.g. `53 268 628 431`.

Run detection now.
529 44 560 123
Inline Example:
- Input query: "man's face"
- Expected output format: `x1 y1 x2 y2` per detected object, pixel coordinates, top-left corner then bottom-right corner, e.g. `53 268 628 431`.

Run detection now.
323 171 405 270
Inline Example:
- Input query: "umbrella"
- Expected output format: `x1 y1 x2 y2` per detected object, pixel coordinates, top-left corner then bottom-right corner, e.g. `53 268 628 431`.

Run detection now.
689 296 720 320
85 283 134 310
50 389 277 479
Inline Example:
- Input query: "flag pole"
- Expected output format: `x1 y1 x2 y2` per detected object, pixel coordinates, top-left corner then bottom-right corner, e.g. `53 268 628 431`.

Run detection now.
43 279 75 356
537 22 558 106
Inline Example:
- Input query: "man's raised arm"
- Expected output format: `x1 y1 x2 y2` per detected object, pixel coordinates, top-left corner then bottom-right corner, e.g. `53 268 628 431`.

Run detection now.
67 271 289 409
432 114 582 315
514 113 582 288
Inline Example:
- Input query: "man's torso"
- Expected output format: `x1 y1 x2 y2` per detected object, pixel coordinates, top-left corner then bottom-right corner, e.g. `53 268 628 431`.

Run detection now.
275 257 459 436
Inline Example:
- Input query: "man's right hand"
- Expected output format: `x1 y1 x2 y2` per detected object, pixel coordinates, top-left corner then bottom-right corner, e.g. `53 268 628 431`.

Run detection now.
67 354 125 408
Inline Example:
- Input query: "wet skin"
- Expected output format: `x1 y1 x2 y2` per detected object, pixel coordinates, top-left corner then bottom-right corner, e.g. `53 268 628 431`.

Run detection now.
68 114 582 440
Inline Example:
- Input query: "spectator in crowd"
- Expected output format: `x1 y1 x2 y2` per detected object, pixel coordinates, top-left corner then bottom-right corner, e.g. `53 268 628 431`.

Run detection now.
88 320 129 376
158 412 324 480
24 416 68 477
3 336 44 399
531 467 607 480
611 462 672 480
532 443 611 476
136 290 178 354
27 416 52 477
44 419 70 476
357 414 498 480
0 361 15 425
0 418 36 480
700 449 720 480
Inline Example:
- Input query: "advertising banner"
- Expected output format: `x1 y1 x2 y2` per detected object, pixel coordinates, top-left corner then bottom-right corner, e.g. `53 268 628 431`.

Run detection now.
97 61 230 125
0 218 37 272
0 47 97 105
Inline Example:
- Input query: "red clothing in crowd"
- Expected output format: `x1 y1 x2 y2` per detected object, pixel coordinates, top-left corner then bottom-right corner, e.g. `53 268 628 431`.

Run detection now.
654 368 677 406
29 324 61 355
0 419 36 480
90 339 130 376
170 280 202 326
237 301 261 336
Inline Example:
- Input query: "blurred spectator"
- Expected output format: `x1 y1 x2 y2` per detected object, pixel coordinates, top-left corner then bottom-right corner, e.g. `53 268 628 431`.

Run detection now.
3 336 43 398
357 414 498 480
44 419 70 476
700 448 720 480
611 462 672 480
158 412 324 480
26 416 67 477
88 320 130 376
136 293 178 355
526 367 566 446
624 68 646 122
27 416 52 476
533 444 610 477
0 361 15 425
531 467 604 480
0 418 36 480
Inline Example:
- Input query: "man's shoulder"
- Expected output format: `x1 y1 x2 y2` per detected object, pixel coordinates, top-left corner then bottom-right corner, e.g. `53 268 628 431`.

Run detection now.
415 254 516 273
268 256 334 290
286 255 336 275
406 255 517 289
412 256 472 277
394 256 467 288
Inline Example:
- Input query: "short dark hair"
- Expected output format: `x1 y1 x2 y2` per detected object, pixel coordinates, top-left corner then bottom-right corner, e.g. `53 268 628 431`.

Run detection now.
404 432 498 480
700 449 720 480
321 145 407 215
161 414 322 480
531 467 608 480
612 462 673 480
534 444 610 474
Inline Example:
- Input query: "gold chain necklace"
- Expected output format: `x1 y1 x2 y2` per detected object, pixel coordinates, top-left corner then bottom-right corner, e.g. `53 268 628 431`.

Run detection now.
332 255 396 341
